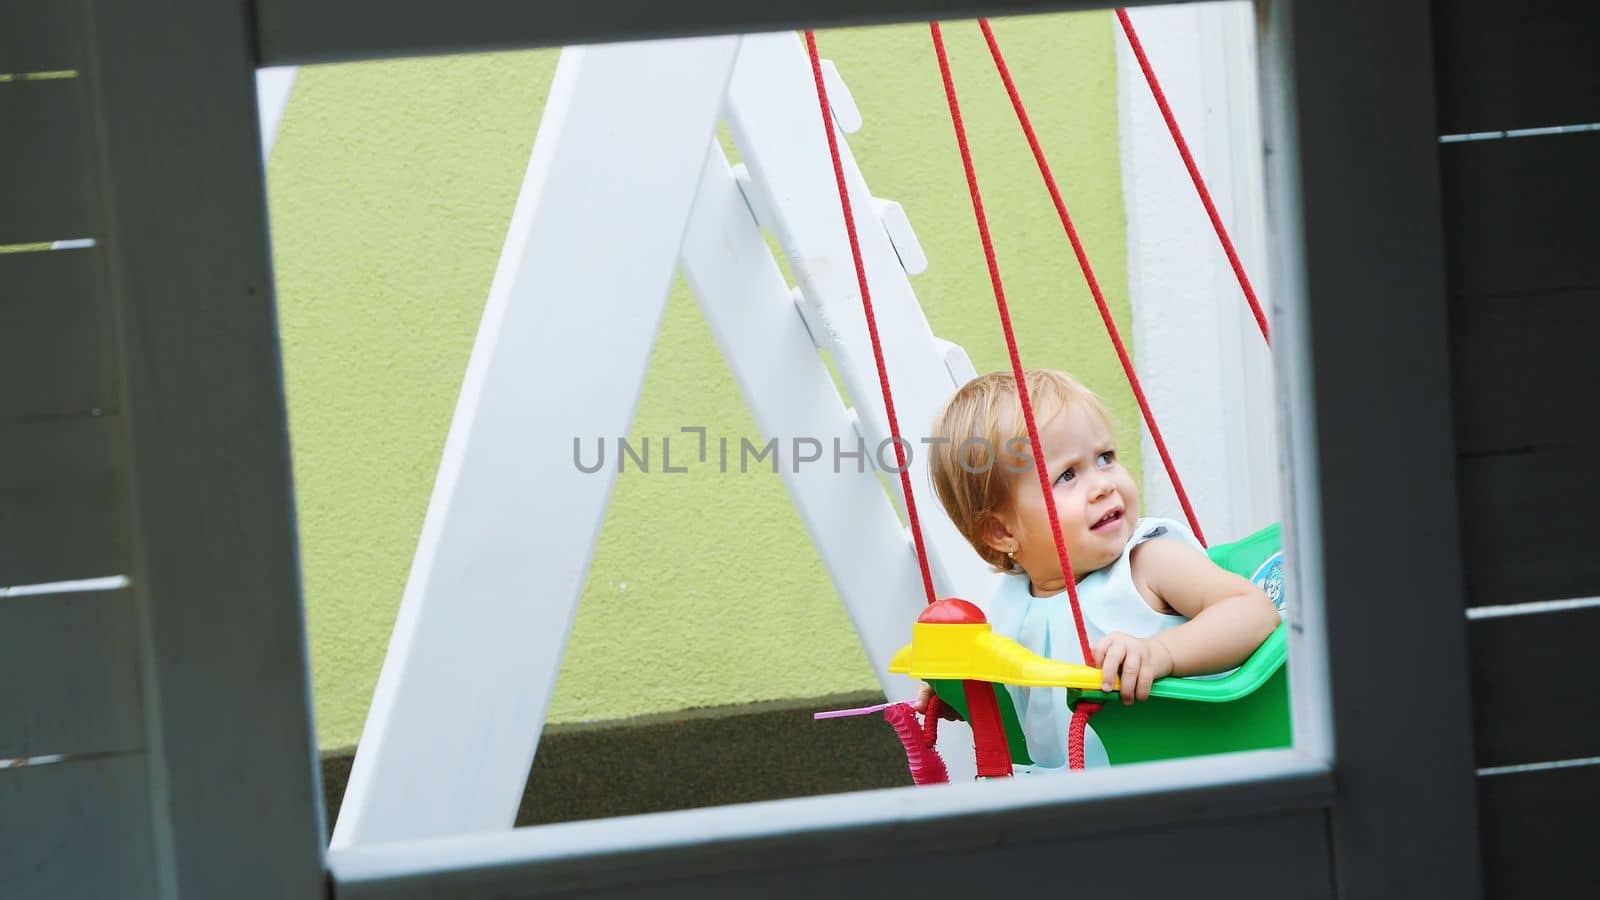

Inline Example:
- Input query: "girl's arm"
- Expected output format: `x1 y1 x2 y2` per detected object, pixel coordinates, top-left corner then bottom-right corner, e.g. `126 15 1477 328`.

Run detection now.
1132 538 1280 676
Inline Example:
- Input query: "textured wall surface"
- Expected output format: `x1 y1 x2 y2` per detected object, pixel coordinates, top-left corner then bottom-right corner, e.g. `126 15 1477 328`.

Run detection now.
265 13 1135 749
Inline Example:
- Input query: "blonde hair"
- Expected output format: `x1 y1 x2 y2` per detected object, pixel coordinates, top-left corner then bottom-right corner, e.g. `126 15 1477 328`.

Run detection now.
929 369 1113 572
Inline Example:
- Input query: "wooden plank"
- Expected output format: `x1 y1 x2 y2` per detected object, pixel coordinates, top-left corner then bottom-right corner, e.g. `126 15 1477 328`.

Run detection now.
339 810 1334 899
0 416 123 587
1440 132 1600 299
1458 445 1600 608
681 145 934 694
1478 763 1600 900
1451 288 1599 455
257 0 1144 65
0 1 85 74
0 588 142 759
0 77 95 245
0 246 115 420
332 760 1334 900
1434 0 1600 134
0 753 159 900
332 37 741 850
724 32 1000 621
1469 605 1600 768
82 0 328 895
680 141 979 780
1259 0 1483 896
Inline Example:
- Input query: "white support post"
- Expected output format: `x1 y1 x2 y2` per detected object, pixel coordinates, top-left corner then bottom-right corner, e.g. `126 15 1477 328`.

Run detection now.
723 32 1002 629
331 35 741 848
1117 3 1279 544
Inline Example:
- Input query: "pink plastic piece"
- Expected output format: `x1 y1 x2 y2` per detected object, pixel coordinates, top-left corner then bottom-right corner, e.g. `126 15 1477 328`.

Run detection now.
883 702 949 785
813 702 896 720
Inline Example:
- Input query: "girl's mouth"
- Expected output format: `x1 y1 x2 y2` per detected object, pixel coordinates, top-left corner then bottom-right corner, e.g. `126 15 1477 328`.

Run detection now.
1090 508 1124 531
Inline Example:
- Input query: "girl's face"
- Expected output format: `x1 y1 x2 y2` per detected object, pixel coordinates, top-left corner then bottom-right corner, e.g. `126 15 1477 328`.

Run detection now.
993 402 1140 595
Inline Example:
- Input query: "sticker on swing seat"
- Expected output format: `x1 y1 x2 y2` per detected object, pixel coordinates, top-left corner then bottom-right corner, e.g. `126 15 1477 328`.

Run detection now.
1252 551 1288 615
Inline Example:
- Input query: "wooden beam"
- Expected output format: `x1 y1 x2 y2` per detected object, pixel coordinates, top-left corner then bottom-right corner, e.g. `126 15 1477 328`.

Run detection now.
254 0 1193 65
1258 1 1482 896
331 36 741 849
83 0 327 895
331 753 1333 899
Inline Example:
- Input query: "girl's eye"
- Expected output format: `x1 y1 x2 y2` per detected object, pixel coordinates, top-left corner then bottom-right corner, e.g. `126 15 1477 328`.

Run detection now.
1097 451 1116 467
1055 468 1074 485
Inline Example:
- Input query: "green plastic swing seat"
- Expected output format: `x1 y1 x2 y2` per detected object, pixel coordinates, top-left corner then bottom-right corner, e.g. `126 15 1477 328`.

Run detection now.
926 523 1291 767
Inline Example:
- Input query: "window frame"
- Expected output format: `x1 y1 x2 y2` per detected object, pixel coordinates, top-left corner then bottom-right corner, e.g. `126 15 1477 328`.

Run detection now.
88 0 1481 897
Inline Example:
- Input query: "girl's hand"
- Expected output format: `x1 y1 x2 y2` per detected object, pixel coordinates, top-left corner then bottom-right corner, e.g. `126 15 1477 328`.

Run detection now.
1092 632 1175 705
914 682 963 720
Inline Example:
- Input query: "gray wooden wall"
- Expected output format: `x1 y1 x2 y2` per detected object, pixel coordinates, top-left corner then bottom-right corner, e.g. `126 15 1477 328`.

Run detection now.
1 1 327 897
1435 2 1600 896
2 5 159 897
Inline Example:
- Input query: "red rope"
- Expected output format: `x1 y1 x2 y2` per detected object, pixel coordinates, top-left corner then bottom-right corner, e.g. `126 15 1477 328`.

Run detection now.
977 18 1208 547
1115 8 1270 346
929 22 1094 671
935 22 1124 769
803 31 940 609
1067 701 1102 769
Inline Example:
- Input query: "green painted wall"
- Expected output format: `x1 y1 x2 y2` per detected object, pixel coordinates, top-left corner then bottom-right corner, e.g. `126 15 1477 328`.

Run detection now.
267 13 1139 750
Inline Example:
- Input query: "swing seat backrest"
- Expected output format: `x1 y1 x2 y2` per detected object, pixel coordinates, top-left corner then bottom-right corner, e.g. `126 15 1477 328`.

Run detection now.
927 523 1291 766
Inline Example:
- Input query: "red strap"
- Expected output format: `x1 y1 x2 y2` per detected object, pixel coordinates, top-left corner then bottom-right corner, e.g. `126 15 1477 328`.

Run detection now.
963 681 1014 778
976 18 1208 548
1115 8 1270 346
804 31 939 608
933 21 1108 769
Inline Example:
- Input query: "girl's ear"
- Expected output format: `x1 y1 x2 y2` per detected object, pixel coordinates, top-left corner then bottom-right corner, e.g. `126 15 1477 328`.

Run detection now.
979 511 1016 556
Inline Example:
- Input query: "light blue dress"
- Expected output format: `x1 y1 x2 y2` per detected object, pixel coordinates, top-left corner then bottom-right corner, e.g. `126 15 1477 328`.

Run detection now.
979 517 1200 771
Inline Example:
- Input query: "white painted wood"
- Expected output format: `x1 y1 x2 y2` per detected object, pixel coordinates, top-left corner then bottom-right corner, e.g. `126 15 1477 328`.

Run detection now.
934 336 977 385
333 36 741 848
819 59 860 134
0 753 160 899
874 197 927 275
730 163 775 230
1257 0 1332 774
682 145 923 696
680 141 978 780
724 32 1003 644
1116 3 1279 544
256 66 298 160
0 588 142 759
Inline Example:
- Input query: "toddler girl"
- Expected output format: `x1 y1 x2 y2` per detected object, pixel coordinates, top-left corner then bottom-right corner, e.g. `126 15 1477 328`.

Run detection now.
923 369 1280 769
